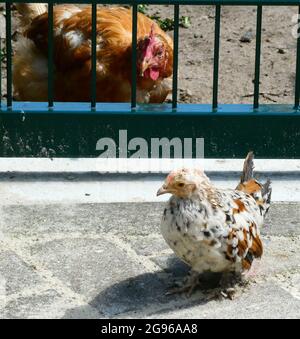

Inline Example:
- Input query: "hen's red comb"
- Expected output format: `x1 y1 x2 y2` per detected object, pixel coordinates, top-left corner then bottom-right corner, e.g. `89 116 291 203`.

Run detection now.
143 24 157 59
149 24 155 39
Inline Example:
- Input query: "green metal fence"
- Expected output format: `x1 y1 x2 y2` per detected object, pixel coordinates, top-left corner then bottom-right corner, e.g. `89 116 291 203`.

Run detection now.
1 1 300 158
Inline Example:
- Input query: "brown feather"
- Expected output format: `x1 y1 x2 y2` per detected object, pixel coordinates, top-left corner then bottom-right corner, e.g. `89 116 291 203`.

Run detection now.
227 222 263 272
233 199 246 214
237 179 262 196
249 224 263 258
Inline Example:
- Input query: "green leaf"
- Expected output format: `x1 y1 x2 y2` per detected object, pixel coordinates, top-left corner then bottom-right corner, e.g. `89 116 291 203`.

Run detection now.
137 5 149 15
179 16 192 29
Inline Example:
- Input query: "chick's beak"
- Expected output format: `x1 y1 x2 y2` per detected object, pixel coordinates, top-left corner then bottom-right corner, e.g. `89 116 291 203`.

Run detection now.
157 185 169 196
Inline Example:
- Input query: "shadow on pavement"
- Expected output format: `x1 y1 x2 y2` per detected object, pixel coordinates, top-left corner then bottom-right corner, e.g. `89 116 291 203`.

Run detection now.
62 256 222 319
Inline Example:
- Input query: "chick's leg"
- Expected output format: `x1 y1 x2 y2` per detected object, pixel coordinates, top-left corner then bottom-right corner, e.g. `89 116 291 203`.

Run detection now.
218 271 245 300
166 270 201 297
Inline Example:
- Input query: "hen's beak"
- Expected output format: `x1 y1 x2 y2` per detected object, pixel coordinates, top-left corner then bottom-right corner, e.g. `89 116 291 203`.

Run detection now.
157 185 169 196
141 60 150 76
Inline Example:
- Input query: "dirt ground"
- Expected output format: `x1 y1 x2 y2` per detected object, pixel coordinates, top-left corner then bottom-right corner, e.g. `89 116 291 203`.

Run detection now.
0 4 298 105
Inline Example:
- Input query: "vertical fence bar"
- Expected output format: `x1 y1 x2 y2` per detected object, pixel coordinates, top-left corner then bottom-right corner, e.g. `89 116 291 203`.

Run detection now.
172 4 179 110
48 3 54 108
131 2 138 109
91 2 97 110
254 5 262 109
295 6 300 109
212 5 221 110
5 1 12 108
0 38 2 107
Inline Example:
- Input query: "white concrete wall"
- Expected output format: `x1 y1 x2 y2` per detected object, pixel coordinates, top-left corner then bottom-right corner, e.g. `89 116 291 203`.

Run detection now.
0 158 299 204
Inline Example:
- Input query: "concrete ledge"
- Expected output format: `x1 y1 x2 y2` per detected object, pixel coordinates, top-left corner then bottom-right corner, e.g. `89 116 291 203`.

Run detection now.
0 158 300 174
0 158 299 203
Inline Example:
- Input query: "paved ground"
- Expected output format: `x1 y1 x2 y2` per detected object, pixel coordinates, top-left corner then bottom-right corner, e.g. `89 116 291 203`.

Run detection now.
0 201 300 319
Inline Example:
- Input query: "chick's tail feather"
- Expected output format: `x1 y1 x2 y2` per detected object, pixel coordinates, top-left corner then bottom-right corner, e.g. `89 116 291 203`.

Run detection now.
262 179 272 205
15 3 47 26
237 152 272 216
236 151 255 191
240 151 255 184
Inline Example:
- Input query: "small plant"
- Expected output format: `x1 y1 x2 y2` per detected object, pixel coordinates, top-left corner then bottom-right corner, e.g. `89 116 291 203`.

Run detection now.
155 15 192 31
137 4 149 15
1 44 6 63
137 5 191 32
180 16 192 29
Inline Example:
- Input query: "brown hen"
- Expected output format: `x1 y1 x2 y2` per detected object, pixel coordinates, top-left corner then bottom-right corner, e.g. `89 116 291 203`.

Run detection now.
13 4 173 103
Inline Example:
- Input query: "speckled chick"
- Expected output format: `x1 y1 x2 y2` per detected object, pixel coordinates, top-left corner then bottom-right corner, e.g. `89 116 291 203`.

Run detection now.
157 153 271 292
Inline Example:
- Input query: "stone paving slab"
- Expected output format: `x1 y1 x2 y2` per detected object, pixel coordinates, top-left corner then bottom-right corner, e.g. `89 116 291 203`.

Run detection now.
0 202 299 319
0 203 299 238
1 289 102 319
264 202 300 236
0 250 43 296
151 283 300 319
0 203 161 238
29 237 151 300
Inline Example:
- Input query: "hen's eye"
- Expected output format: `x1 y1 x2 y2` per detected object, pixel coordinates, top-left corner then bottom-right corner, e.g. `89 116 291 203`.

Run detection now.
178 183 185 188
156 49 163 57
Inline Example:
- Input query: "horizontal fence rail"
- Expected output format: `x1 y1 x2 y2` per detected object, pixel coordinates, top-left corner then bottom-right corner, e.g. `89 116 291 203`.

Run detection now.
1 1 300 158
9 1 300 5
